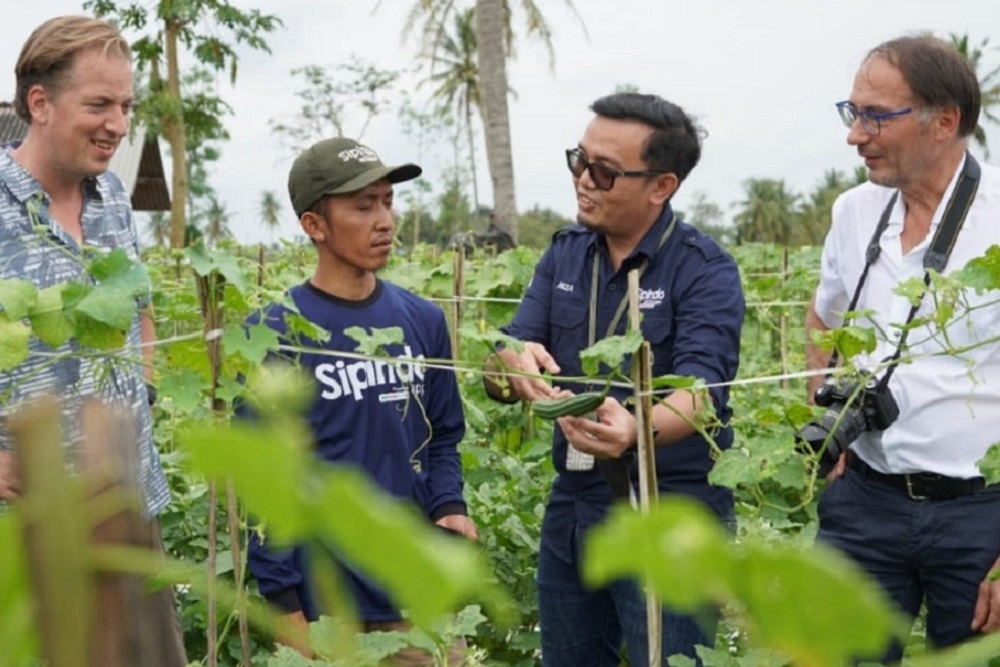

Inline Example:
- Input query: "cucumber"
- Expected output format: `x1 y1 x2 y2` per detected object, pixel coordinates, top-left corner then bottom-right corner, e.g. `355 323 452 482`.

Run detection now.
533 391 606 420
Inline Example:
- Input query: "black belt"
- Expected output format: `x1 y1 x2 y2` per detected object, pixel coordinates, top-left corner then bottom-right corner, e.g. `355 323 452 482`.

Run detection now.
848 454 998 500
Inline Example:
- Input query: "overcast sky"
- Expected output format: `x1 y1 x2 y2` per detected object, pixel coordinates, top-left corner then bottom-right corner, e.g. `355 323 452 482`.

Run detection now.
3 1 1000 245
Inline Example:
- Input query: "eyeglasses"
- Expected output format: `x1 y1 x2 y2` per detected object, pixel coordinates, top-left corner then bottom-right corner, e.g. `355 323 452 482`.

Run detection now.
565 148 666 191
835 101 913 136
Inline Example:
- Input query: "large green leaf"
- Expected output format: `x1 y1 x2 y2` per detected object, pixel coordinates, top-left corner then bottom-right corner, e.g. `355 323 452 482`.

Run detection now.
580 330 643 376
584 498 906 667
181 418 508 628
977 442 1000 485
0 316 31 371
223 321 280 365
28 285 74 350
75 283 136 330
0 278 37 321
0 515 39 667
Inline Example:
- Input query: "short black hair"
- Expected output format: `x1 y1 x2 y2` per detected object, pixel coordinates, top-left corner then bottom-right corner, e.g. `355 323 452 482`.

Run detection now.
868 35 980 138
590 92 704 182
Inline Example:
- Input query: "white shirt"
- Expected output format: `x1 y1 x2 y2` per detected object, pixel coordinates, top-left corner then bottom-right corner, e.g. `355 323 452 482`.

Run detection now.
815 154 1000 478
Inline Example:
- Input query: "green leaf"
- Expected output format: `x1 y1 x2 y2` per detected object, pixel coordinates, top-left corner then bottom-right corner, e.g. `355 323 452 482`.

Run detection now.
821 326 878 359
583 498 735 610
584 498 906 667
580 330 643 376
159 371 211 414
28 285 74 349
0 316 31 371
451 604 487 637
977 442 1000 485
0 278 37 320
312 468 502 627
651 374 700 391
345 326 405 357
708 447 760 488
88 248 150 296
181 421 313 542
223 322 279 365
956 244 1000 293
185 242 250 294
75 284 136 330
181 419 508 627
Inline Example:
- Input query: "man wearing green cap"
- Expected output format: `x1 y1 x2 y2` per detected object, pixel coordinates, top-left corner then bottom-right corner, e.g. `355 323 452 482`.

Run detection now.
246 137 476 664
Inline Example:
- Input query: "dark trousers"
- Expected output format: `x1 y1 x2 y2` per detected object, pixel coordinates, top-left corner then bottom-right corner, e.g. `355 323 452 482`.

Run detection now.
817 463 1000 663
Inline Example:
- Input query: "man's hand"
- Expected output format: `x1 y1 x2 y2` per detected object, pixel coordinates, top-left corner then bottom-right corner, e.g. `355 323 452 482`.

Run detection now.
486 342 566 402
972 555 1000 634
435 514 479 541
557 397 636 460
275 610 313 658
825 452 848 481
0 451 20 501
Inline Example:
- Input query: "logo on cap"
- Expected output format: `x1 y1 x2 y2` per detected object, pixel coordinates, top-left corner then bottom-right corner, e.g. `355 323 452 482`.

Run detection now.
338 146 380 163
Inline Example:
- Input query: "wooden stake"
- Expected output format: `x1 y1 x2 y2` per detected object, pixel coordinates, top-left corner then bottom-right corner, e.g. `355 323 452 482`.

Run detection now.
627 269 661 667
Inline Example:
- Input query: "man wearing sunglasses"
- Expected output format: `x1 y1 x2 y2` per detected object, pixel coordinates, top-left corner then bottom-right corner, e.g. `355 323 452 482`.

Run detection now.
806 36 1000 661
485 92 744 665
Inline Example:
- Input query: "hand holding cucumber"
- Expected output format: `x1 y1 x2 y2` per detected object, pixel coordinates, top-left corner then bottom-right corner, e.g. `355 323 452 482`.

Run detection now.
556 397 638 460
488 342 570 402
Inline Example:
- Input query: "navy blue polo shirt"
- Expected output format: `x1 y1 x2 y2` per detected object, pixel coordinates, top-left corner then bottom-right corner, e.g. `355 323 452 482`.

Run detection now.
505 205 744 537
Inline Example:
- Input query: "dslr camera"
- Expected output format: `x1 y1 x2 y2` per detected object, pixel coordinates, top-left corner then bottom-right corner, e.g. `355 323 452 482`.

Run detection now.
797 373 899 474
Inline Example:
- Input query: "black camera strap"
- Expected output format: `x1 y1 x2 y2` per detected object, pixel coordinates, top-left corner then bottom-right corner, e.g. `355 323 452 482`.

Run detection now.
827 152 981 390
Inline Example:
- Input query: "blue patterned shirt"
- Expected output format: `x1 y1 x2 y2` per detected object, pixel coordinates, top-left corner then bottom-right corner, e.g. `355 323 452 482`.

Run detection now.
0 145 169 517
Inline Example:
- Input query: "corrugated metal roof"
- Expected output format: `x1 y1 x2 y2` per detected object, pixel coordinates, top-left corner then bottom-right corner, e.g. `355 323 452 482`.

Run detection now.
0 102 170 211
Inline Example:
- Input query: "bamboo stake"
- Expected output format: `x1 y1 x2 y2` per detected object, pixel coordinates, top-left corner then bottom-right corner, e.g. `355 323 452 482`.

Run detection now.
780 247 791 391
627 269 661 667
452 247 465 361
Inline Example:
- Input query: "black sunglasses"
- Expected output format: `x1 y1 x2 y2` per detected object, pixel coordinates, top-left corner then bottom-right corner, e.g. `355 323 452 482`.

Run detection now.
565 148 666 191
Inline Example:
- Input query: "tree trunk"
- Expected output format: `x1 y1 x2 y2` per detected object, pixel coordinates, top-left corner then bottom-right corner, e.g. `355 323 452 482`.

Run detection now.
465 96 481 220
475 0 518 241
164 21 189 250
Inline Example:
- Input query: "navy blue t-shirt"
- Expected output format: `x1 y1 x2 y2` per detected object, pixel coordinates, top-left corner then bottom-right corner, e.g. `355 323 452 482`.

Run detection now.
246 280 467 622
504 205 744 552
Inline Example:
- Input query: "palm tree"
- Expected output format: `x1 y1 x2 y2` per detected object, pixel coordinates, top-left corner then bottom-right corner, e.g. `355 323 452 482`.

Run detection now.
203 198 233 248
383 0 586 242
423 7 482 216
949 33 1000 158
734 179 800 246
147 211 171 246
259 190 282 246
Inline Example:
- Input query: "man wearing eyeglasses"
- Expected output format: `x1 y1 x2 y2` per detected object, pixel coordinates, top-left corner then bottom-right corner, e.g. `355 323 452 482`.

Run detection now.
485 92 744 665
806 36 1000 661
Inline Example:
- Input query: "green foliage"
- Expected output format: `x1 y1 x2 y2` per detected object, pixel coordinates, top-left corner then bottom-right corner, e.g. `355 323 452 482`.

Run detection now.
585 498 908 666
10 228 1000 666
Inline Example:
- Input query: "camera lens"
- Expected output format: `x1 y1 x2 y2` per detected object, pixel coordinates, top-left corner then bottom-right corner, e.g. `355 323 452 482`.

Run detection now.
797 404 868 467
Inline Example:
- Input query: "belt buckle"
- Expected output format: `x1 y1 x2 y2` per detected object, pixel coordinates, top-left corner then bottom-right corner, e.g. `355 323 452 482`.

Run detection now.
904 474 929 500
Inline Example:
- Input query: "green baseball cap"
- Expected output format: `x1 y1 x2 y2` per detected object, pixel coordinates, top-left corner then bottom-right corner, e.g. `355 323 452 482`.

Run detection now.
288 137 422 216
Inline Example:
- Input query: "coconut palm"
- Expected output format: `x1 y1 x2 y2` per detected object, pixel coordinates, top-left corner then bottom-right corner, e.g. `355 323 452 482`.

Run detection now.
259 190 282 245
383 0 585 242
734 179 800 246
422 7 482 216
203 198 233 248
147 211 171 246
949 33 1000 158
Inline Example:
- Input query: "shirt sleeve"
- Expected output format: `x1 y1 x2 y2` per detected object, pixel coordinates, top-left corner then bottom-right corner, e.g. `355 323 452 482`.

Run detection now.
670 250 745 411
421 307 468 518
503 244 557 344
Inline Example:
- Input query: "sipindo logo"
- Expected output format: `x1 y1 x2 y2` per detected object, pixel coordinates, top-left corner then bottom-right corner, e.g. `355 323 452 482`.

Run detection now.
315 345 426 402
338 146 380 163
639 287 665 310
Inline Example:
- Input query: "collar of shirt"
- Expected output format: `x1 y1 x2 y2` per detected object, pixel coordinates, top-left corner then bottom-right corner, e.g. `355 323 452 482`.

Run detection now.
588 204 675 272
